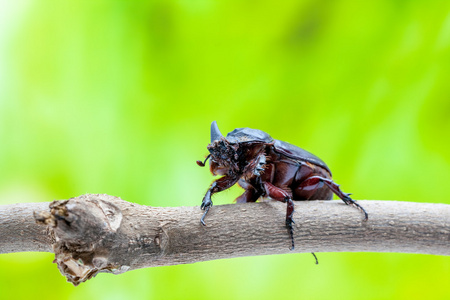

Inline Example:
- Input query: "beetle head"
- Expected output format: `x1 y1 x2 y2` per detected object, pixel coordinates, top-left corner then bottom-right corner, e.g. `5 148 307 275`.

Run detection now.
206 121 270 178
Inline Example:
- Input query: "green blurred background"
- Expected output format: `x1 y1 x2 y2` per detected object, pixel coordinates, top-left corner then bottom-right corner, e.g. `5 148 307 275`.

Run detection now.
0 0 449 299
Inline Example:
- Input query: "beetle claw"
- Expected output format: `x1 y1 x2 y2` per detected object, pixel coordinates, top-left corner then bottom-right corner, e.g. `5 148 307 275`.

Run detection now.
285 218 295 250
343 196 368 221
200 196 213 225
311 252 319 265
201 200 212 210
200 206 210 226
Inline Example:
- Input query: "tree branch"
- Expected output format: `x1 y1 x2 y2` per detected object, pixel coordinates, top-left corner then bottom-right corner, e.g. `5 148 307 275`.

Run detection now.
0 194 449 285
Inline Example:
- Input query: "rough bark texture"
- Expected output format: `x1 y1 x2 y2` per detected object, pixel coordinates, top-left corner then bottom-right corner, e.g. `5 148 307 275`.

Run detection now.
0 202 52 253
0 194 449 285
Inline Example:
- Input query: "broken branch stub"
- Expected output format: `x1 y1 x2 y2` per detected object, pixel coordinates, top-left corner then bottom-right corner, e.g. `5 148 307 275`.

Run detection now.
35 194 160 286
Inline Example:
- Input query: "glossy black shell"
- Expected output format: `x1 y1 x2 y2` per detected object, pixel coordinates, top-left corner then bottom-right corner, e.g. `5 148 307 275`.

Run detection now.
273 140 331 174
226 127 331 174
226 127 274 144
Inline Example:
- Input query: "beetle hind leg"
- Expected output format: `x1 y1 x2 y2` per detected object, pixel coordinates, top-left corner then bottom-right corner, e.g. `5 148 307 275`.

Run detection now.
302 176 368 220
340 194 368 221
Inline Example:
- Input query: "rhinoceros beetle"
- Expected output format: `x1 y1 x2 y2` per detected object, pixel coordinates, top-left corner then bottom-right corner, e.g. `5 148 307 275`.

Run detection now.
197 121 368 250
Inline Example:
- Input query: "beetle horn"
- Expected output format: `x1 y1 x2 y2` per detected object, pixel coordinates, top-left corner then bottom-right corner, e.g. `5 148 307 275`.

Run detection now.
210 121 223 143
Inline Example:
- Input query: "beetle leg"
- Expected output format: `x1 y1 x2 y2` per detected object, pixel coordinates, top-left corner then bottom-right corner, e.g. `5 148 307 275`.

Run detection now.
201 175 239 225
200 186 214 225
263 182 296 250
311 252 319 265
235 188 261 203
236 176 266 203
303 176 368 221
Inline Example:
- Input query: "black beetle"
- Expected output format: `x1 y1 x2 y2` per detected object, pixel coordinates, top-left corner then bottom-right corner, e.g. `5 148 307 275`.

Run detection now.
197 121 368 250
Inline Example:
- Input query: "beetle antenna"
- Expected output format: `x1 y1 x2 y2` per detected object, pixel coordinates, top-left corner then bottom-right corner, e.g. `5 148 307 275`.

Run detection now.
196 155 211 167
311 252 319 265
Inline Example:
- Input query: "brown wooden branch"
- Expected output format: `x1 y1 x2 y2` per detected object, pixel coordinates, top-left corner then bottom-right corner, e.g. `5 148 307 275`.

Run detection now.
0 194 449 285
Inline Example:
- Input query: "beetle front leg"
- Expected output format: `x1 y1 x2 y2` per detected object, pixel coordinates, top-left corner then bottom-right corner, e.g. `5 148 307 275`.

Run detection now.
201 175 239 225
263 182 296 250
200 184 214 226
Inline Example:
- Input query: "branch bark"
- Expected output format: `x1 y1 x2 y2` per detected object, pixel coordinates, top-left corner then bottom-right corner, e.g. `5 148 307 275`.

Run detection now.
1 194 449 285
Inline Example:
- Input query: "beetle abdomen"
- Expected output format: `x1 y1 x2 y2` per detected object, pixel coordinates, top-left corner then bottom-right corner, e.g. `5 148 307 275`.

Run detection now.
273 140 331 175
